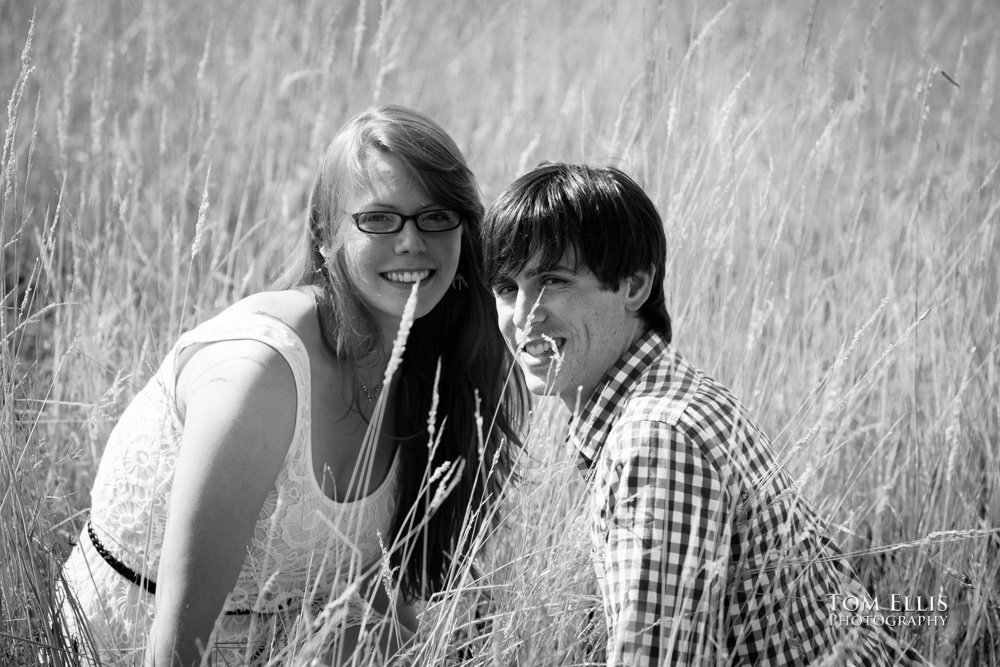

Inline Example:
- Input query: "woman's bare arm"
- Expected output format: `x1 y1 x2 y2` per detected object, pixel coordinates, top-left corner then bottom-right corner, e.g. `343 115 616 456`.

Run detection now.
146 339 296 667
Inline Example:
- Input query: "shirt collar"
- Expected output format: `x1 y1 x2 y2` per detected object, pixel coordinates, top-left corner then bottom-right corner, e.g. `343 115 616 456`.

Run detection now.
569 329 669 472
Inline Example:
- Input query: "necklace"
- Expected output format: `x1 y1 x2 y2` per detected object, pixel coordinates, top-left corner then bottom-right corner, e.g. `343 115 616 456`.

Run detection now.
357 374 383 401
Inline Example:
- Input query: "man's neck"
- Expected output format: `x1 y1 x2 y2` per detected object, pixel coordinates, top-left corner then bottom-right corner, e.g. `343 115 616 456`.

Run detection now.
559 323 651 411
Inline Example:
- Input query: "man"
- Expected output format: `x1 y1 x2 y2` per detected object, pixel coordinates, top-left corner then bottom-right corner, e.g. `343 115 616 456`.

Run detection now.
482 163 913 666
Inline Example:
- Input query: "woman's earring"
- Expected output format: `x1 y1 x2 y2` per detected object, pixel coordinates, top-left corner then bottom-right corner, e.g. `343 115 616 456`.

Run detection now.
451 273 467 291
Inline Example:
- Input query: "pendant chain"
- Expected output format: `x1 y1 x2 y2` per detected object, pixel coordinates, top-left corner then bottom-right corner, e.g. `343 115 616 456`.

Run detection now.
358 375 383 401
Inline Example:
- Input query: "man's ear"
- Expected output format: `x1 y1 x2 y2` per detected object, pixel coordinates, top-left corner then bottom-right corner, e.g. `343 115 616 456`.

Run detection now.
623 266 655 313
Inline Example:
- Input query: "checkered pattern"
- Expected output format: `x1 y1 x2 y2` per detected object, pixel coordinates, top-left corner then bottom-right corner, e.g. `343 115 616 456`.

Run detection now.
570 330 911 667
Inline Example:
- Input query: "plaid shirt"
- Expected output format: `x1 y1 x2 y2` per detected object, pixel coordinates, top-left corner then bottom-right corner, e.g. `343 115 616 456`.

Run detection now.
571 330 909 667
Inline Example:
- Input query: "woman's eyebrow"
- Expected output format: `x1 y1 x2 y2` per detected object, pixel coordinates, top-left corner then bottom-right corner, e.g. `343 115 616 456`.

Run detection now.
359 201 438 210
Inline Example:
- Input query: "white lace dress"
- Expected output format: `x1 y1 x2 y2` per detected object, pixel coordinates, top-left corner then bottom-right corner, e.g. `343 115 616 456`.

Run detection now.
60 313 399 665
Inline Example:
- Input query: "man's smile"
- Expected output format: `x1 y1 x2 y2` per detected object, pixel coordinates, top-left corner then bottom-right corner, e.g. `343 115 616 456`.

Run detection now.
518 336 565 361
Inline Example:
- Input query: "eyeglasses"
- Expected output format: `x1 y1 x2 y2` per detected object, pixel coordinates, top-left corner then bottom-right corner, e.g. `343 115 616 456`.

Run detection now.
351 209 463 234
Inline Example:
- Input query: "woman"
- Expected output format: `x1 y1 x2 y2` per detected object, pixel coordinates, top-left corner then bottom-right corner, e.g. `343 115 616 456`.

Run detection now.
59 105 526 666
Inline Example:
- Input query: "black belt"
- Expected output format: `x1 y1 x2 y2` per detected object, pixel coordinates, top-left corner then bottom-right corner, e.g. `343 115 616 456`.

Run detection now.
86 521 253 615
86 521 157 595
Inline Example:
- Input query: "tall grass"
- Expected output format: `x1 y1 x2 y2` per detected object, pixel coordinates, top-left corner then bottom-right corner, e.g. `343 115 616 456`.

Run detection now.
2 0 999 664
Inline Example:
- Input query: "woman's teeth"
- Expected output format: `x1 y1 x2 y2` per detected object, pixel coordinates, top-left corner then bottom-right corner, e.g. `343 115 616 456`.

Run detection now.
383 270 432 284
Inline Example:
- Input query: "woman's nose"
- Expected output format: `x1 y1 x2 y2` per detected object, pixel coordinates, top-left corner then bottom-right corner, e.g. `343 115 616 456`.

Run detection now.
394 219 427 254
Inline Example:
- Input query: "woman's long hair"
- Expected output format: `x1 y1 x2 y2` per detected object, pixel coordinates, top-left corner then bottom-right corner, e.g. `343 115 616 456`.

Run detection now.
276 105 527 600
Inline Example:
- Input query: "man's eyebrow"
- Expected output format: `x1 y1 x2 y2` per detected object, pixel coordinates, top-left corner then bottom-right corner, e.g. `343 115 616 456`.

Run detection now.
490 263 577 288
525 263 575 278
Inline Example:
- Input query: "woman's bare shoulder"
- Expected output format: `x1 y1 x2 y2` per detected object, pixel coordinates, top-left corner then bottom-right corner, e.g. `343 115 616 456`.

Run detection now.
222 287 340 372
222 288 316 326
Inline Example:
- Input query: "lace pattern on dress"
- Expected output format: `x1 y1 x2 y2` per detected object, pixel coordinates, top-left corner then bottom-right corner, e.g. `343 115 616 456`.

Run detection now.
61 312 400 662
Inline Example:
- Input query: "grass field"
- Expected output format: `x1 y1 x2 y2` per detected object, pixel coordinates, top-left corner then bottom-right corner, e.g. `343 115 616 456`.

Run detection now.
2 0 999 664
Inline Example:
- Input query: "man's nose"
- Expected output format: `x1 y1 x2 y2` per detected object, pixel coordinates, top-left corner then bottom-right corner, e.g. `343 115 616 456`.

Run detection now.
394 219 427 254
513 287 546 332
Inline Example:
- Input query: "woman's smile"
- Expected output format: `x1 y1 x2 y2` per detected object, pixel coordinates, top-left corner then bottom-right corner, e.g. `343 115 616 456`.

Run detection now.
380 268 435 284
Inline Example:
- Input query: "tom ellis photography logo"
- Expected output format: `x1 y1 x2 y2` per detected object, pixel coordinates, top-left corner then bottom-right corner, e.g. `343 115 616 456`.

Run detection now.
828 593 949 628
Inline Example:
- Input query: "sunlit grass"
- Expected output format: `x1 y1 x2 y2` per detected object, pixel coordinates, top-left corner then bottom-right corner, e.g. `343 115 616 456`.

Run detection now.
2 0 999 664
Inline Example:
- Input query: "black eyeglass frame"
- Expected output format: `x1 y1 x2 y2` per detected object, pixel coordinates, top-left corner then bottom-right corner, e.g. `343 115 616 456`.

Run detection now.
350 209 464 234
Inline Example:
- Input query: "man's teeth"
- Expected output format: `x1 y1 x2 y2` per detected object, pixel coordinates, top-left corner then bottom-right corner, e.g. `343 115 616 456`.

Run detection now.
524 340 559 356
384 270 431 283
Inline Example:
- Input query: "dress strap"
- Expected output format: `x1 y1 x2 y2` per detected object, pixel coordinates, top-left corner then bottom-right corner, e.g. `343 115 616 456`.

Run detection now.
172 311 311 416
176 311 309 365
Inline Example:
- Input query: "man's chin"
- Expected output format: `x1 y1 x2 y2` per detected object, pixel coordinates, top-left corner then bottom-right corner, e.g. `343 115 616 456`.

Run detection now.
521 372 569 400
524 377 552 396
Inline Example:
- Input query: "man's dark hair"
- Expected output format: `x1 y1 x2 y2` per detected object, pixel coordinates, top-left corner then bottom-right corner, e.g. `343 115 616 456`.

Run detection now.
482 162 671 342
